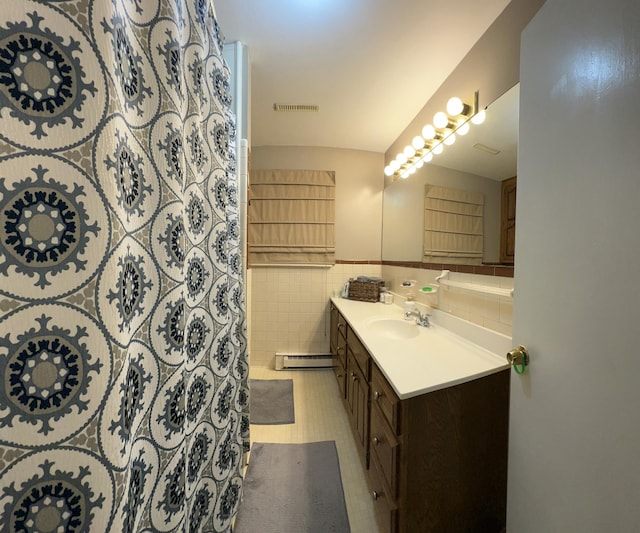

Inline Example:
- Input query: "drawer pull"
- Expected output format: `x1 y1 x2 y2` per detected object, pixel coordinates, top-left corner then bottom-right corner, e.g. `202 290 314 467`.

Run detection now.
373 391 382 401
372 436 380 446
372 490 381 501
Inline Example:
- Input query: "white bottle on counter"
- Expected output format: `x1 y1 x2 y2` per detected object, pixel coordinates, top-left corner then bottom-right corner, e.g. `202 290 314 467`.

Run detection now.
404 298 416 319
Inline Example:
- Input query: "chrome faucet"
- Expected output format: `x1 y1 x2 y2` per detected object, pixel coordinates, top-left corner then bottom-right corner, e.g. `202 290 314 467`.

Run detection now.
405 309 430 327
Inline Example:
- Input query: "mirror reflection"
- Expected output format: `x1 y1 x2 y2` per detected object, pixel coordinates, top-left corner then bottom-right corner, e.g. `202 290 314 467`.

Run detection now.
382 83 519 265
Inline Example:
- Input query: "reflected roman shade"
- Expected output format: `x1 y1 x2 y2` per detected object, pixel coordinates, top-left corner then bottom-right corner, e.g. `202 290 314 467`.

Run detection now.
423 184 484 264
249 169 335 265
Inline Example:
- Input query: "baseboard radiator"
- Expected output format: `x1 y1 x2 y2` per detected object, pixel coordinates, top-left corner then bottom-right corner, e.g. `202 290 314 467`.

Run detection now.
275 352 334 370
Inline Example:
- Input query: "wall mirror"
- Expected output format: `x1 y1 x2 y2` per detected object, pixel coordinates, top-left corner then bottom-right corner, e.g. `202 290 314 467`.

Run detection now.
382 83 519 265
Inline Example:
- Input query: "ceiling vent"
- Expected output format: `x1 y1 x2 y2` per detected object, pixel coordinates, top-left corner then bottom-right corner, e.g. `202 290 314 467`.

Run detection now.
473 143 501 155
273 103 319 112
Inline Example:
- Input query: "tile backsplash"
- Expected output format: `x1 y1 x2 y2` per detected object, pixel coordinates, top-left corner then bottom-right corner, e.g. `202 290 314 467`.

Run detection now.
248 262 512 368
381 265 513 336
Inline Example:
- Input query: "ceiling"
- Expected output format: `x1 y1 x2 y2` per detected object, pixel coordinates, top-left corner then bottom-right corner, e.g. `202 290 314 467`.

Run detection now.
213 0 512 154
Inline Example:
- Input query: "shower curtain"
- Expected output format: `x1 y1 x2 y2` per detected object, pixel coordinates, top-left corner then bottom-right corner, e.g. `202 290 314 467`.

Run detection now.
0 0 249 531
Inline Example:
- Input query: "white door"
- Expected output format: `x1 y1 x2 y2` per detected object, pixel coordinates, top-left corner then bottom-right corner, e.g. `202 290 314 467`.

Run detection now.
508 1 640 531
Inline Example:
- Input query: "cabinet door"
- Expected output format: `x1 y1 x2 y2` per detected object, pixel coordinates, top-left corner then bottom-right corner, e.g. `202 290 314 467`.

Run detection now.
346 354 369 459
346 354 356 419
333 356 346 399
330 303 338 355
354 364 369 454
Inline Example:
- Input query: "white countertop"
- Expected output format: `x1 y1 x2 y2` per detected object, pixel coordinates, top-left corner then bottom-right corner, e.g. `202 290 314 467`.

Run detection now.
331 297 511 400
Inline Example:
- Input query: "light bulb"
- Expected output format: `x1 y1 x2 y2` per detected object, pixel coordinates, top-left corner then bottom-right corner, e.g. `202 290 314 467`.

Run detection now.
446 97 464 116
389 160 400 171
433 111 449 129
444 132 456 145
415 159 424 169
421 124 436 140
384 165 394 176
397 153 407 165
471 109 486 125
457 122 470 136
412 136 425 150
424 152 433 163
404 145 416 158
433 143 444 155
400 171 409 179
409 166 417 175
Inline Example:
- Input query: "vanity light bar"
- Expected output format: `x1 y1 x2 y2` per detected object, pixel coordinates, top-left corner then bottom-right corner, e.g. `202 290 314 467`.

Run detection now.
384 91 484 180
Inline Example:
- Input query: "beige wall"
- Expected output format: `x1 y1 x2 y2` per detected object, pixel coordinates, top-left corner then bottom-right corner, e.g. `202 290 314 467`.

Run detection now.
251 145 384 260
385 0 545 173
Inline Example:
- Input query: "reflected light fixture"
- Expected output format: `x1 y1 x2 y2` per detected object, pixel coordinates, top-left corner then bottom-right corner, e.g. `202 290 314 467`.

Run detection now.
471 109 486 124
384 91 487 180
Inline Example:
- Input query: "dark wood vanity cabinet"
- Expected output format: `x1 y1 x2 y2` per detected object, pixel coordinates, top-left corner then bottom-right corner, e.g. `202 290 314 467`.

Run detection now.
369 364 510 533
330 302 510 533
331 301 370 465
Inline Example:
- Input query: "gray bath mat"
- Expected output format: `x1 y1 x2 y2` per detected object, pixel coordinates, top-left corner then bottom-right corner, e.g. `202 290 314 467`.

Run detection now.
234 441 351 533
249 379 295 425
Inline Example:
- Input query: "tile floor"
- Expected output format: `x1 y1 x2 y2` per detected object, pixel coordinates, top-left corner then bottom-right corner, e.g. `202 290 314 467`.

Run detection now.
246 365 379 533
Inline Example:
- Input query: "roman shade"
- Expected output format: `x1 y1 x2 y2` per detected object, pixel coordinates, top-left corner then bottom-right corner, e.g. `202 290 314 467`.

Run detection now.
423 184 484 264
249 169 335 265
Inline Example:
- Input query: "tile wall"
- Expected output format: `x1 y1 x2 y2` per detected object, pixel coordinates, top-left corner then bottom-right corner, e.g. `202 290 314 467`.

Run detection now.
382 265 514 336
249 263 513 368
249 263 382 367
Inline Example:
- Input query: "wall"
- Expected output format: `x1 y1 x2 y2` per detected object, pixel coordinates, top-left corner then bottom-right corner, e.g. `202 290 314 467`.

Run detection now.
385 0 545 174
249 146 383 366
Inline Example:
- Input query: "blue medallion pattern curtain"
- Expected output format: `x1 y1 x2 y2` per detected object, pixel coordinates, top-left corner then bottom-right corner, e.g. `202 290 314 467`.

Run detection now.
0 0 249 531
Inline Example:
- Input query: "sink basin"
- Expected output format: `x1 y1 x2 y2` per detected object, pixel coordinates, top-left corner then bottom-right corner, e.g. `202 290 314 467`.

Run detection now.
365 318 420 339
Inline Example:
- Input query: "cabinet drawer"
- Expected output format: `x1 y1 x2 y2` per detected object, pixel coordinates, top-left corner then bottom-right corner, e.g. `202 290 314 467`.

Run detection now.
371 364 401 435
347 327 370 379
370 402 400 497
369 453 398 533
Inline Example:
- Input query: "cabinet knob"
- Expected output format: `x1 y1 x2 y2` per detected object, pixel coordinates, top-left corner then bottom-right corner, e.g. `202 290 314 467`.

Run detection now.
372 436 380 446
337 347 344 355
372 490 380 501
373 391 382 401
352 374 358 382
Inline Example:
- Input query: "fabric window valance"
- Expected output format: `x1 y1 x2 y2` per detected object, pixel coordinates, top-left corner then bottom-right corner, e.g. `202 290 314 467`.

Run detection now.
249 169 335 265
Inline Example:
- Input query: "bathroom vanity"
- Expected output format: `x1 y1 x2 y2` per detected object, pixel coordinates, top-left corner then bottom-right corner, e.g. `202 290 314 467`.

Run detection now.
330 298 510 533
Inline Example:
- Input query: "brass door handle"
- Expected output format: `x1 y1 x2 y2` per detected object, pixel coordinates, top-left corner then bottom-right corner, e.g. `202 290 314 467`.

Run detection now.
507 345 529 374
